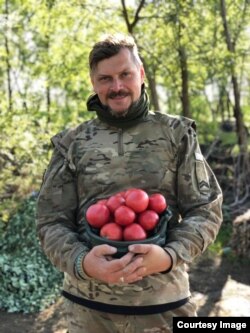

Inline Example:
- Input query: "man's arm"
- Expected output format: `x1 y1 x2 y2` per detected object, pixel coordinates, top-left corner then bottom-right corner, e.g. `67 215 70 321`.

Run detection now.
36 148 88 277
164 124 223 269
128 123 223 276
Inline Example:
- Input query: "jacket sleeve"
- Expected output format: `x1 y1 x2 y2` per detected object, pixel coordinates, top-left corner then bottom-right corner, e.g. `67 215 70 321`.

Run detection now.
164 122 223 269
36 145 89 278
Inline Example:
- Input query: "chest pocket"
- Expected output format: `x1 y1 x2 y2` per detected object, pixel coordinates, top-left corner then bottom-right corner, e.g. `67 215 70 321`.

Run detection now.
76 147 176 199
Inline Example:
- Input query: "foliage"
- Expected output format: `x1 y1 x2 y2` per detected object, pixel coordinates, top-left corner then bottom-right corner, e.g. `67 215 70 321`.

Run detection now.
208 204 233 256
0 196 63 313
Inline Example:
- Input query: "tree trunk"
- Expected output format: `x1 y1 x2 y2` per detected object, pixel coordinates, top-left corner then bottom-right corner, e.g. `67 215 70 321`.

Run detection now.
220 0 248 152
46 85 51 123
4 0 13 113
144 66 160 111
178 45 190 118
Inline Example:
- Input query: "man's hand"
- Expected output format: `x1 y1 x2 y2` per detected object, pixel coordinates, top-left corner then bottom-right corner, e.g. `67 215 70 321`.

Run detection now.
128 244 172 277
83 244 145 284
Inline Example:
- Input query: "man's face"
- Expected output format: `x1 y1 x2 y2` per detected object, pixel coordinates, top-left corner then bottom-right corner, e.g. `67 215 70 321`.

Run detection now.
91 48 145 116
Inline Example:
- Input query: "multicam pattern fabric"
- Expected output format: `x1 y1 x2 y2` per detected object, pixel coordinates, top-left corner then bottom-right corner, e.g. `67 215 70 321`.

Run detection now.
63 297 197 333
36 111 223 310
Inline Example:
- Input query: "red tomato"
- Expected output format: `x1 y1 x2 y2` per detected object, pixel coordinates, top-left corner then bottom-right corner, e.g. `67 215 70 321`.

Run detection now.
106 195 126 213
114 206 136 226
148 193 167 214
125 189 149 213
100 222 123 241
124 188 137 198
123 223 147 241
138 210 159 231
86 204 110 228
96 199 108 205
117 191 127 198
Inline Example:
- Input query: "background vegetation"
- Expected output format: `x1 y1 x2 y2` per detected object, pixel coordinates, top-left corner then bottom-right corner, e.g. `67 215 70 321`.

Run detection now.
0 0 249 313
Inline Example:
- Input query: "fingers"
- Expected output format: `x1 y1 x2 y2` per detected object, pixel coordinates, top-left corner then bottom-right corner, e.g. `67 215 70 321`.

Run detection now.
128 244 151 254
92 244 118 256
86 245 148 284
122 255 143 275
104 252 145 284
117 255 145 284
108 251 136 273
123 266 146 284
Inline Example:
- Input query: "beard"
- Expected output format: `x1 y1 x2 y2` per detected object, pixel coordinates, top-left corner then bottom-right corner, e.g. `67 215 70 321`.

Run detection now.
107 90 140 118
109 107 129 118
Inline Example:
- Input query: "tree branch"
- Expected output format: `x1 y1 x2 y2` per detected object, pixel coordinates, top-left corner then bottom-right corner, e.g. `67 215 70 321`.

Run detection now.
121 0 146 33
131 0 146 30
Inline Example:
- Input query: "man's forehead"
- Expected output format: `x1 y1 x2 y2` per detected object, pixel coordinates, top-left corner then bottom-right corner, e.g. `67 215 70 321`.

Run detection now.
94 49 136 75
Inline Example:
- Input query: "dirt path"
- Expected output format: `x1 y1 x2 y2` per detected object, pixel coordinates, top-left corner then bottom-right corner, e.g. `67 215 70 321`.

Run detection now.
189 254 250 317
1 253 249 333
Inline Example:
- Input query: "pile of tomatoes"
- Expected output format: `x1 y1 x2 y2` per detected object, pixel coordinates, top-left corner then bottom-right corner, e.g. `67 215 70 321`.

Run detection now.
86 188 167 242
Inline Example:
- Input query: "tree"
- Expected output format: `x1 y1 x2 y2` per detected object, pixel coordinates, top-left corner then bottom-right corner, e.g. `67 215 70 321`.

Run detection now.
219 0 249 153
3 0 13 113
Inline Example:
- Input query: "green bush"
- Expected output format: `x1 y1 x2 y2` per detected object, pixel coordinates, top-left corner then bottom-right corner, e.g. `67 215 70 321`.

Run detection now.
0 196 63 313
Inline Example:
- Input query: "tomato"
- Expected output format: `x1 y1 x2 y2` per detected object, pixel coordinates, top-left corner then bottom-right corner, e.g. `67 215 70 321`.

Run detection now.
96 199 108 205
100 222 123 241
123 223 147 241
125 189 149 213
124 188 137 198
117 190 127 198
86 203 110 228
106 194 126 213
138 210 159 231
114 205 136 226
148 193 167 214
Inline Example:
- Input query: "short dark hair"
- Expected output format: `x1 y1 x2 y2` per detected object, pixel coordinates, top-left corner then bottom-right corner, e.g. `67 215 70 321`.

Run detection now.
89 33 142 73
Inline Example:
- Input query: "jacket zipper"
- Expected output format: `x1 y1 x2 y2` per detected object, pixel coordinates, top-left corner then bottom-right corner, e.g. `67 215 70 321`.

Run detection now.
118 128 124 156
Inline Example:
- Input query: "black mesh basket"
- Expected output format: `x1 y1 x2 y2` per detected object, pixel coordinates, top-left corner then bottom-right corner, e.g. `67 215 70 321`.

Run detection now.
85 209 172 258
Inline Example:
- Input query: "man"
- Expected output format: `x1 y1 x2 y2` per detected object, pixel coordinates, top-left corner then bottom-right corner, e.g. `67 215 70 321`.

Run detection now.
36 33 223 333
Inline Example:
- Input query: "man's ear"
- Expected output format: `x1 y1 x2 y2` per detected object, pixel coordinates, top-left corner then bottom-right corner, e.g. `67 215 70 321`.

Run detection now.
90 75 94 86
90 75 96 92
140 66 145 83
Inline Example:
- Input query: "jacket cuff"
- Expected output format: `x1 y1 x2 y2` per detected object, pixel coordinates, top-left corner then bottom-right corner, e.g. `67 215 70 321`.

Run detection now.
163 246 178 271
74 251 92 280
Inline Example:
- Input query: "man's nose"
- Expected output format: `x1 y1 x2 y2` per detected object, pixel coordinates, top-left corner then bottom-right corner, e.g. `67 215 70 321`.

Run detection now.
111 78 122 91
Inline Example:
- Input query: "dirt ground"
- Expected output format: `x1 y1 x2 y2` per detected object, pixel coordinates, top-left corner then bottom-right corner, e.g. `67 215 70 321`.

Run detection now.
0 253 250 333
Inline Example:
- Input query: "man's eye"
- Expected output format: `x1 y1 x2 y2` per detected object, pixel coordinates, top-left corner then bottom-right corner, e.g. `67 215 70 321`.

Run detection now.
122 72 130 77
99 77 110 82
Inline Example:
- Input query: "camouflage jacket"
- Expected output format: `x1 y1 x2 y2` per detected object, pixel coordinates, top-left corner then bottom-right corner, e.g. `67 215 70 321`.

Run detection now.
36 111 223 310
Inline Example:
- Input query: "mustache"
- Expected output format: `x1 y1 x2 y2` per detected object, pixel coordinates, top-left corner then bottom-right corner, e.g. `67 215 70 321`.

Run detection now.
108 90 130 99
